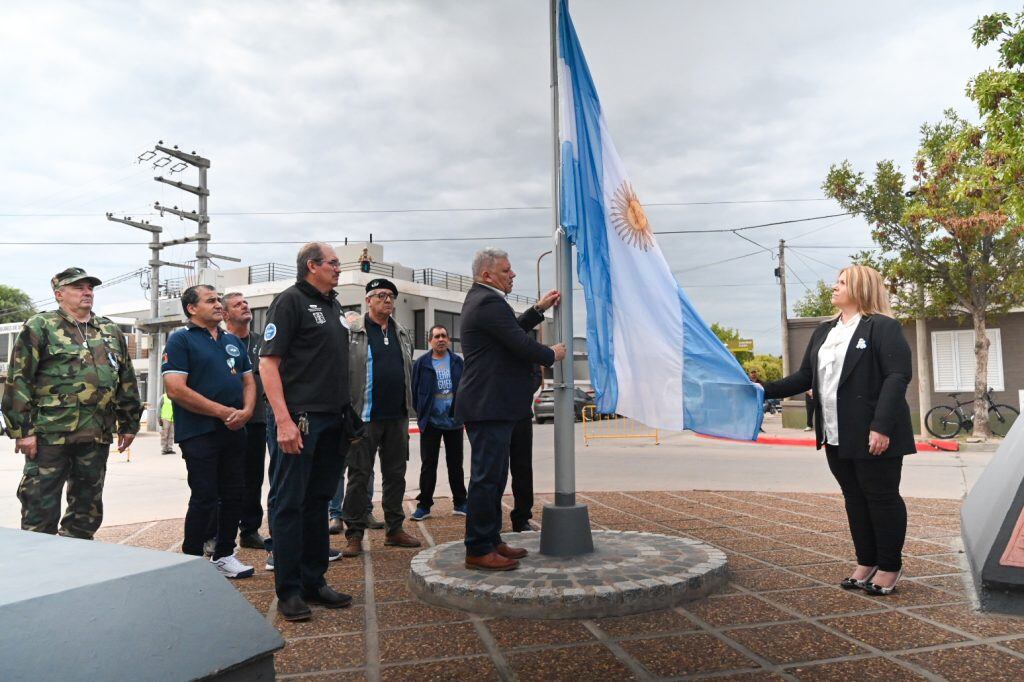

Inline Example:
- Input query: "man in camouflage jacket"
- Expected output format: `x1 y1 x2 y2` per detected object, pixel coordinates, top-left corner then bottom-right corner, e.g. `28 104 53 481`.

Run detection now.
1 267 142 539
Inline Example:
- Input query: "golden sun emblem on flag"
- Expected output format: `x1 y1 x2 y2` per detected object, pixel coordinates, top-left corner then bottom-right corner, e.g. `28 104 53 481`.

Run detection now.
610 181 654 251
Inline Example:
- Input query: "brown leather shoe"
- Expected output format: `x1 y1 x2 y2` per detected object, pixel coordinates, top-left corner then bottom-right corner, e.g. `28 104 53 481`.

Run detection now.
495 543 528 560
465 552 519 571
342 536 362 557
384 531 422 548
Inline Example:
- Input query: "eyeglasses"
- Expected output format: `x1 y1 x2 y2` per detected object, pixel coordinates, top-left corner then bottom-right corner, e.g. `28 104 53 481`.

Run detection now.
313 259 342 268
373 292 395 301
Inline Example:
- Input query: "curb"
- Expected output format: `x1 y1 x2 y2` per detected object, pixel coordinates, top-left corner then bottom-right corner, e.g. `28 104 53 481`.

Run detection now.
697 433 961 453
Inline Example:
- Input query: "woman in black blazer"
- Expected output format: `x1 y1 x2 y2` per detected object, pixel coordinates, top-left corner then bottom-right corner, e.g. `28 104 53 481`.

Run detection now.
763 265 914 595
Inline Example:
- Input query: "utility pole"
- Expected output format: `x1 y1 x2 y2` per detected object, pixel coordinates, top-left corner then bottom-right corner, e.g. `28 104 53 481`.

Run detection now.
777 239 790 376
108 142 237 431
105 213 193 432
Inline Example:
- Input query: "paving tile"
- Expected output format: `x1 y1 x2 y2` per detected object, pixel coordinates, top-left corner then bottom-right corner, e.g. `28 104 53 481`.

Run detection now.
899 644 1024 681
762 586 881 618
376 601 470 629
788 656 925 680
620 633 759 677
95 521 149 543
706 673 787 681
714 536 796 552
233 570 278 593
900 555 960 578
593 608 699 638
285 672 367 681
925 552 967 568
861 579 964 607
730 568 818 592
902 538 954 556
994 637 1024 655
379 656 500 681
243 589 275 614
913 574 970 597
276 605 365 638
725 553 775 570
910 603 1024 638
374 579 413 603
328 580 367 606
274 633 365 675
822 611 968 650
686 594 794 627
486 617 595 648
748 548 836 567
506 643 638 681
791 562 852 584
724 622 868 665
371 560 415 580
378 621 486 663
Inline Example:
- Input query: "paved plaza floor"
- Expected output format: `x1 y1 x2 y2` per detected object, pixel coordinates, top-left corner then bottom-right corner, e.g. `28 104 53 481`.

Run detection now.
95 490 1024 681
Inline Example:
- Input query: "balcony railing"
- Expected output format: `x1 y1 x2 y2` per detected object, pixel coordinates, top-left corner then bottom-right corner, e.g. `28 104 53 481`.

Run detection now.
413 268 536 304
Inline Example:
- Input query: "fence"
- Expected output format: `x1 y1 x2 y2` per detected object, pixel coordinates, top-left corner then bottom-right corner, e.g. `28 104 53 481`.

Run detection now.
581 405 659 446
413 268 536 305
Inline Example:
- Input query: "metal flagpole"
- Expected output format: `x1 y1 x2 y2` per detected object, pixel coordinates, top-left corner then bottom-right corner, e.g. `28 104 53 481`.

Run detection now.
539 0 593 557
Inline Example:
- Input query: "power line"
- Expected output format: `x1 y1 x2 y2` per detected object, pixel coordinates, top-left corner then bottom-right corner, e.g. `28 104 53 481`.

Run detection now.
0 211 857 246
675 249 765 274
0 197 834 218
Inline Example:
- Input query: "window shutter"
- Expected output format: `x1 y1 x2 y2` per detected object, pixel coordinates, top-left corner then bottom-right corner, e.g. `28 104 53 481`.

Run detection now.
931 331 957 391
956 330 976 391
987 328 1004 391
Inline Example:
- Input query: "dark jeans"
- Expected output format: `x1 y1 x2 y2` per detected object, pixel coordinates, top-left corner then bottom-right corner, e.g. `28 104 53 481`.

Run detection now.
180 426 246 560
826 446 907 572
416 424 466 510
239 422 267 534
464 420 515 557
267 410 347 599
509 417 533 529
344 418 409 538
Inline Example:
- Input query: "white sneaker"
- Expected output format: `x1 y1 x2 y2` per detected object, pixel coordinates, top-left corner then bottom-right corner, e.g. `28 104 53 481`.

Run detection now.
212 552 255 579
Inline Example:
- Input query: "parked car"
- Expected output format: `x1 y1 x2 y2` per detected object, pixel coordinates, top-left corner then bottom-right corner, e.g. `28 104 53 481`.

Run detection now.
534 387 595 424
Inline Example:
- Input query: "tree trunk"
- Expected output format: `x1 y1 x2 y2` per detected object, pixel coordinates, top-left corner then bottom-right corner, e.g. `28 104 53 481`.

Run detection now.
971 309 991 439
916 316 931 435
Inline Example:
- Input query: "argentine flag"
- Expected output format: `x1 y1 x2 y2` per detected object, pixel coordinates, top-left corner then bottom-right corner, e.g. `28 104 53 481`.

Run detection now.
557 0 763 439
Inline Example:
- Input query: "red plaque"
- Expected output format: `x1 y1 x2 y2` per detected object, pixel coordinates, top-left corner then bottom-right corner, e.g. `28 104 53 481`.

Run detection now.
999 507 1024 568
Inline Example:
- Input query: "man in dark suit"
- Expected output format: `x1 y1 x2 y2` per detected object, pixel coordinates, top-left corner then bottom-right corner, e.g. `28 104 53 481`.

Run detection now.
454 247 566 571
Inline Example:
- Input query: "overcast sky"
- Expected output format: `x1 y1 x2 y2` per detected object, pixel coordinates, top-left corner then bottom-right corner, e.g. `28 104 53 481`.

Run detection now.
0 0 1004 354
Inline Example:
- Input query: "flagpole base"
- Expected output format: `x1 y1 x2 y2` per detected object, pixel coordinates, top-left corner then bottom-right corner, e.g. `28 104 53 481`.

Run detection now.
539 503 594 557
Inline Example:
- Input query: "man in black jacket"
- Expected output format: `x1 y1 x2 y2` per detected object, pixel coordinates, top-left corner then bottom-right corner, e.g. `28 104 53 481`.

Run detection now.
454 247 565 571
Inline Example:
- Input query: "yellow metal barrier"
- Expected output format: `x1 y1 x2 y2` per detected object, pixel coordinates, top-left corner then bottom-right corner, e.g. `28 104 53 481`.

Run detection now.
581 405 659 446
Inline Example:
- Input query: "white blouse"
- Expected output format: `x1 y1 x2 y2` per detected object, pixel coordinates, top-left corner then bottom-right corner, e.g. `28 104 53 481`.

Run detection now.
817 314 861 445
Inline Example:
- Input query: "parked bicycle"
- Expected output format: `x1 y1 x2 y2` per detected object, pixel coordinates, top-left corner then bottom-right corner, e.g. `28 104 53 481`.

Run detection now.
924 388 1019 438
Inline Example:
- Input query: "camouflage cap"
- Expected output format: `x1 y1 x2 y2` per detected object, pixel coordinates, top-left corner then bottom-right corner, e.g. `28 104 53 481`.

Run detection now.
51 267 102 290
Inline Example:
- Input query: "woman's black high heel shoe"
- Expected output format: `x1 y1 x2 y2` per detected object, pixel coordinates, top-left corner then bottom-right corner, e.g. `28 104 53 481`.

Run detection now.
839 566 877 590
863 568 903 596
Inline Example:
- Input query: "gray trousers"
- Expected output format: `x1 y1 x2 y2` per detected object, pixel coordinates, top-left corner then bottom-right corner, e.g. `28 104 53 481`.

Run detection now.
343 418 409 538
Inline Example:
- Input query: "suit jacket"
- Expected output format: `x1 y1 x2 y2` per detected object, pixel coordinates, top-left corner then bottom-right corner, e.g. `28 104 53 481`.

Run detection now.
454 283 556 423
763 314 915 459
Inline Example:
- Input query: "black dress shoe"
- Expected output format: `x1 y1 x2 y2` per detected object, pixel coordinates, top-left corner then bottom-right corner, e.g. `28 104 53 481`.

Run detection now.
239 530 266 549
839 566 877 590
277 594 312 621
303 585 353 609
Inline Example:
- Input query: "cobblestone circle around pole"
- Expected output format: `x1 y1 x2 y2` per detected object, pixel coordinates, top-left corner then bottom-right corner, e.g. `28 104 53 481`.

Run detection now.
408 530 728 619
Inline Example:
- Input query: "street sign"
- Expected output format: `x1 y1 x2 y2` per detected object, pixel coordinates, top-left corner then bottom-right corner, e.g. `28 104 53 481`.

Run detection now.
727 339 754 352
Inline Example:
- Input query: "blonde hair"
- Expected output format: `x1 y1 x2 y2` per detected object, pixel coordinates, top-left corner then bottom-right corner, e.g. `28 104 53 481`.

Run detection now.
840 265 893 317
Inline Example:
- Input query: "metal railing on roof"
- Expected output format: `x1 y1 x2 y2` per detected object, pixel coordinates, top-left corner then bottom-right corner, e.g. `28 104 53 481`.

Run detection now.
413 268 536 304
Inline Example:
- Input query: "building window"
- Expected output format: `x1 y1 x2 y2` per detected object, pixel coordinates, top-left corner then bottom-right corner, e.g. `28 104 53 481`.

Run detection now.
931 328 1004 392
413 310 426 350
435 311 461 352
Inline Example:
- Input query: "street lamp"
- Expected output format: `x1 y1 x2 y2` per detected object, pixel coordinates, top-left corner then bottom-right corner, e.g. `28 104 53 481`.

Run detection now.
536 249 553 300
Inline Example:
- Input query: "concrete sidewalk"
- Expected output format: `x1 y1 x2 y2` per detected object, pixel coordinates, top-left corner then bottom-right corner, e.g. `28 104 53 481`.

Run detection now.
0 414 992 529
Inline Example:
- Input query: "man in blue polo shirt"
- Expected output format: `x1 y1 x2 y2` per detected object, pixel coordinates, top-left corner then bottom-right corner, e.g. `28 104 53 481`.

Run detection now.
162 285 256 579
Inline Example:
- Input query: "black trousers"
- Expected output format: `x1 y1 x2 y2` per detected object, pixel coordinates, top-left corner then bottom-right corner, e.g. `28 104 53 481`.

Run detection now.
804 395 814 428
464 420 515 557
180 426 246 559
509 417 534 529
825 446 907 572
238 422 267 534
267 411 347 599
344 418 409 538
416 424 466 510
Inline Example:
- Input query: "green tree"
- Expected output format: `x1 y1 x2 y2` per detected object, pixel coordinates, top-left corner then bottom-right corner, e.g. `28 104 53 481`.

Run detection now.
793 280 837 318
710 323 753 364
743 355 782 383
824 110 1024 438
0 285 35 324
